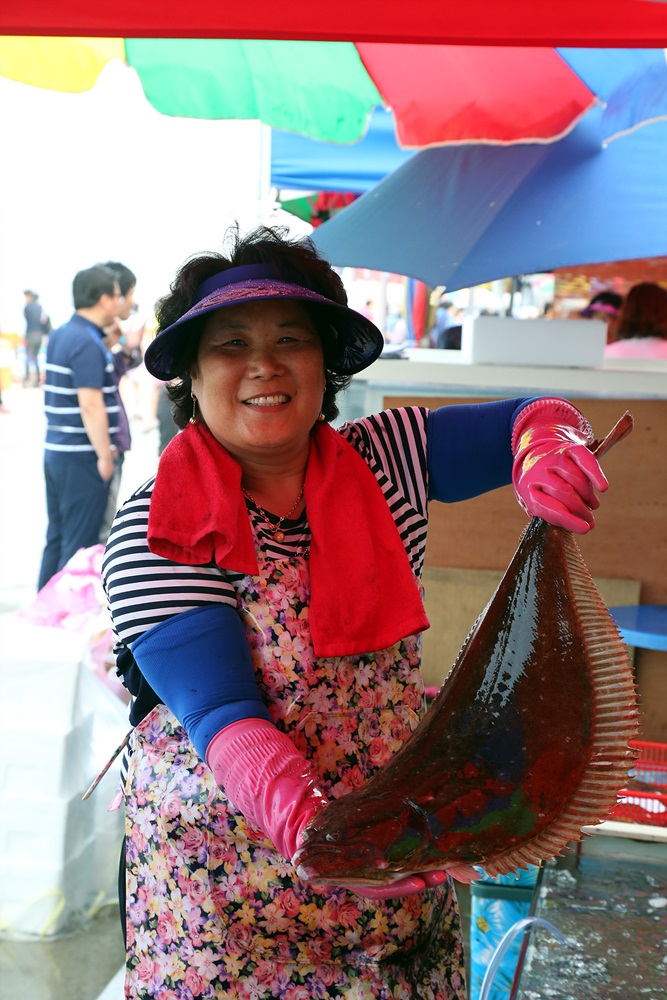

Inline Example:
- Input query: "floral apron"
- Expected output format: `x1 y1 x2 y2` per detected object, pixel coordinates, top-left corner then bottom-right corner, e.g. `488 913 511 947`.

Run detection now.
123 553 467 999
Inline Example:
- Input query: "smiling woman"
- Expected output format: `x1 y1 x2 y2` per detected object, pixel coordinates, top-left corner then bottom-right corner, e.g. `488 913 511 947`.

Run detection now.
100 224 611 1000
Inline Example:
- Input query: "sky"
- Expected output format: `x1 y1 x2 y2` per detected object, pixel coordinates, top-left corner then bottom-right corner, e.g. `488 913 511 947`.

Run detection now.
0 60 310 335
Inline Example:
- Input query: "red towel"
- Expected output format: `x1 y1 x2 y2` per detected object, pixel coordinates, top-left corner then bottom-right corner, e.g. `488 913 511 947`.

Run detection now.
148 422 429 657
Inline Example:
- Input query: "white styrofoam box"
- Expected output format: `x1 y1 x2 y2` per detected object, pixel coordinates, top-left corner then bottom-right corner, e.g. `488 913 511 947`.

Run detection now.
0 790 96 867
0 713 94 799
460 316 607 367
0 830 122 939
0 616 88 734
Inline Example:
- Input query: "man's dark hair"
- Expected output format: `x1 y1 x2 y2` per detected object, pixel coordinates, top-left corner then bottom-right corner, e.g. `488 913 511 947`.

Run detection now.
72 265 118 309
102 261 137 297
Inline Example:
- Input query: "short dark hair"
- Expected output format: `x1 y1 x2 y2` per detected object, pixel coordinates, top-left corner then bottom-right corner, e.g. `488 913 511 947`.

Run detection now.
616 282 667 341
23 289 38 299
102 261 136 297
73 265 118 310
159 225 352 428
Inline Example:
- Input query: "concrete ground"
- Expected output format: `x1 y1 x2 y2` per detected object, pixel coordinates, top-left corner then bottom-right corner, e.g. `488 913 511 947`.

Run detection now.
0 379 471 998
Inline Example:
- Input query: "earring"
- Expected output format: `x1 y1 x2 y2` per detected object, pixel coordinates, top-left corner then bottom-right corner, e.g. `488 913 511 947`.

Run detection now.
317 412 326 422
189 392 198 425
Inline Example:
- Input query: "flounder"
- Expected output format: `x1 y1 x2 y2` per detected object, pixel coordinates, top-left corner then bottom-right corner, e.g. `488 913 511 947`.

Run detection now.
295 414 639 885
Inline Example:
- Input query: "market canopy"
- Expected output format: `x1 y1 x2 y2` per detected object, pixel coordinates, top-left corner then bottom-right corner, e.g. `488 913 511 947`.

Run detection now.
3 1 667 44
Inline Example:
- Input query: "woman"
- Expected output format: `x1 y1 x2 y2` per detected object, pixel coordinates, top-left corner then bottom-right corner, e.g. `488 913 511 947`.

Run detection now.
580 289 623 345
103 226 608 999
604 282 667 360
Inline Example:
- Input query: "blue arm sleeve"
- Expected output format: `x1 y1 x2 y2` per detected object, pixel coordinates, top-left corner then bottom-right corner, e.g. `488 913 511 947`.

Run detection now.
132 604 272 760
427 397 539 502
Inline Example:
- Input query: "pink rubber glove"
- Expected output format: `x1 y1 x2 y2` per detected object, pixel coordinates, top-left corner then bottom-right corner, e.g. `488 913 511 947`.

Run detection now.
511 398 608 534
207 718 327 861
349 870 450 900
208 720 454 898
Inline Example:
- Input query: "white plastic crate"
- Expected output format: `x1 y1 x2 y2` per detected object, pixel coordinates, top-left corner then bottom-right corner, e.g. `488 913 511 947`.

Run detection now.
0 618 88 734
460 316 607 367
0 790 96 867
0 833 121 939
0 714 94 799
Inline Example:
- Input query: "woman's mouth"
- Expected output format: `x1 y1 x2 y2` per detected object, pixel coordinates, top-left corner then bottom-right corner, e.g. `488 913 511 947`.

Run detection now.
243 394 290 407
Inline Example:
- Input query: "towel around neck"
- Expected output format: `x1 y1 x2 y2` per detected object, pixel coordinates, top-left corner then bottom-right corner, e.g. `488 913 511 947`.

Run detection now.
147 421 429 657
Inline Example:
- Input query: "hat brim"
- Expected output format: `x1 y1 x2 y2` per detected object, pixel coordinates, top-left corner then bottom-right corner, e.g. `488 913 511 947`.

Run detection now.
144 278 385 380
580 305 619 318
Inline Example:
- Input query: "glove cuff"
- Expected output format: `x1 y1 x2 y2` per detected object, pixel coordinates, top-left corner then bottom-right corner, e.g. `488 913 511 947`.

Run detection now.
206 719 327 861
511 397 593 456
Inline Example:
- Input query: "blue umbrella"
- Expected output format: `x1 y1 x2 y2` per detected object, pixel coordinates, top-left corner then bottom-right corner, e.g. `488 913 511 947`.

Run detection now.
271 108 414 193
312 106 667 289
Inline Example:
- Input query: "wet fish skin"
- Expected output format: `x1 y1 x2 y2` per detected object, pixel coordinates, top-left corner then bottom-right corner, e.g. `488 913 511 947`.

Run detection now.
296 486 639 886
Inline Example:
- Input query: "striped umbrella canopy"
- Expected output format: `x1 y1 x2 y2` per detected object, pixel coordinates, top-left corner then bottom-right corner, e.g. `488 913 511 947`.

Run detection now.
1 37 666 149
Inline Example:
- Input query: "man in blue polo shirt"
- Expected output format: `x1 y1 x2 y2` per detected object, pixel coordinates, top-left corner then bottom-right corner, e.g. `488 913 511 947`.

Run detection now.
38 265 122 590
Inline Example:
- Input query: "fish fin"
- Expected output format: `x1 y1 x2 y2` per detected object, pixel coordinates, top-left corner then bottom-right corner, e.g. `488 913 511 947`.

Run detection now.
445 863 483 884
481 527 639 879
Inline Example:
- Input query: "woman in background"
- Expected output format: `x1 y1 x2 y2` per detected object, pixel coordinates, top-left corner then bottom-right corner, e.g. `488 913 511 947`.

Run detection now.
605 282 667 360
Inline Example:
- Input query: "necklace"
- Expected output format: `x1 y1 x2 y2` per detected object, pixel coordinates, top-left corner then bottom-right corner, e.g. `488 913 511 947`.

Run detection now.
241 483 305 542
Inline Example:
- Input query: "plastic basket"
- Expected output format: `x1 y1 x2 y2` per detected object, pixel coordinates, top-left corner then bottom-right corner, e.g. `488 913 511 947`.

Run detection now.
610 740 667 827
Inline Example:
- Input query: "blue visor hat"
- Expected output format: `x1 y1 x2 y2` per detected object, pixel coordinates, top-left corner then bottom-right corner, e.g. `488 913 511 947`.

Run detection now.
144 263 385 380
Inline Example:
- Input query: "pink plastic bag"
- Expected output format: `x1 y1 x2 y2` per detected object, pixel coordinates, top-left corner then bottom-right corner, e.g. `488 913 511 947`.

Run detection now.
18 545 127 701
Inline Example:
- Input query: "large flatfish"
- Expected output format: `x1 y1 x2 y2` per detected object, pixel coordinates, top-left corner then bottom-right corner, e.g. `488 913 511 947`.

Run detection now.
295 414 639 885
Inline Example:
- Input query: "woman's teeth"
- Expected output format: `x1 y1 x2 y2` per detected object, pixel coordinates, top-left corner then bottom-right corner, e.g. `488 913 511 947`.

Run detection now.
245 395 289 406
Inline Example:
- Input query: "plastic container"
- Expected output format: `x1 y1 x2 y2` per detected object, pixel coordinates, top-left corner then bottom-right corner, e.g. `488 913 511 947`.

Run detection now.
0 714 94 799
469 866 539 1000
611 740 667 827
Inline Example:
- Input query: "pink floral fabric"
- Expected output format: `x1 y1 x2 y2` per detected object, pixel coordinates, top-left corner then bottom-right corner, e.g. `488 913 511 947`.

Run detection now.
123 554 467 998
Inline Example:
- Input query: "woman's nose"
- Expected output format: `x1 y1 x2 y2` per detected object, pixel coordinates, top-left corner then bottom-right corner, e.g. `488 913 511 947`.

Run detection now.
249 346 285 375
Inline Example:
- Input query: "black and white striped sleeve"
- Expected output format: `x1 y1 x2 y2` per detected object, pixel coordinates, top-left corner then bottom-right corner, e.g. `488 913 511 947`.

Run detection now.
338 406 429 574
102 477 238 649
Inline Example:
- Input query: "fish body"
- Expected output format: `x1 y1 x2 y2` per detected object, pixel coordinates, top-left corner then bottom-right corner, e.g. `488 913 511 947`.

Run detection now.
296 427 639 885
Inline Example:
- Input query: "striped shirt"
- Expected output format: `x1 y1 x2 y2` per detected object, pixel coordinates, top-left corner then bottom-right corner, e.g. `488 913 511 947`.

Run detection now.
44 313 120 453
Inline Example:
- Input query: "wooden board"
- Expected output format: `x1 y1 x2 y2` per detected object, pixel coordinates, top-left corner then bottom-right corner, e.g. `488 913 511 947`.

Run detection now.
421 566 641 687
386 394 667 735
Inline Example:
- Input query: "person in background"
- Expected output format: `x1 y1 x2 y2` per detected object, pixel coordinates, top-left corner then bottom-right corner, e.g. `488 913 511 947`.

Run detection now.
99 261 143 541
23 289 49 386
430 296 460 349
102 225 609 1000
156 382 179 455
38 265 121 591
580 290 623 345
604 282 667 360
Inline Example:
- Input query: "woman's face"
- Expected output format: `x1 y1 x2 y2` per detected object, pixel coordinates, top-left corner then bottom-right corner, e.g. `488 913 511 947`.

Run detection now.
190 299 326 465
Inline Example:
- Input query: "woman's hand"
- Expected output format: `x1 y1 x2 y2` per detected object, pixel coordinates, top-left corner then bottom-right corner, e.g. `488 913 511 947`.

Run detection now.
512 398 608 534
348 870 450 899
